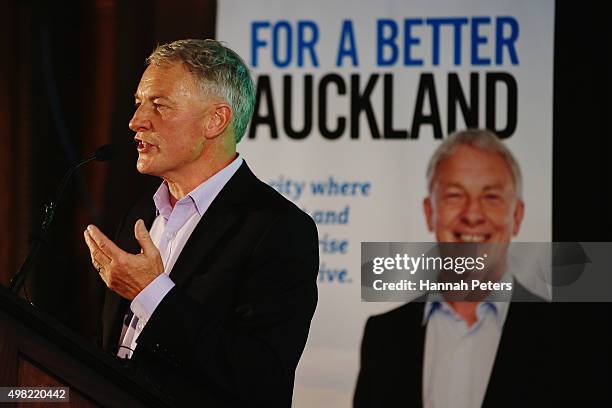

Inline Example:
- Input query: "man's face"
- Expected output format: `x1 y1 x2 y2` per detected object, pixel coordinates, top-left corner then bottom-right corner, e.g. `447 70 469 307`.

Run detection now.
129 62 215 179
424 145 524 244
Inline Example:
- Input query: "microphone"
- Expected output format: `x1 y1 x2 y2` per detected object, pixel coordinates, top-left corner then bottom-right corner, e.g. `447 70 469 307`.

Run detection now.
50 144 115 211
94 144 115 162
9 145 115 294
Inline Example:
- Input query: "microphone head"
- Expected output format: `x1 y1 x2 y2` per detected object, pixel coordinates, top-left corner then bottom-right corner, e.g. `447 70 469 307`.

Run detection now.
94 144 115 162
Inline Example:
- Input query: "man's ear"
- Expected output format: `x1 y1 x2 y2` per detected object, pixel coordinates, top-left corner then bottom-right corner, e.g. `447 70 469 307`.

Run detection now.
423 196 434 232
512 199 525 236
204 103 233 139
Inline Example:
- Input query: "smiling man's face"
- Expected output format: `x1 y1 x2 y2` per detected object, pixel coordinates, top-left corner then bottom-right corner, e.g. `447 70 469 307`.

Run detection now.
424 145 524 244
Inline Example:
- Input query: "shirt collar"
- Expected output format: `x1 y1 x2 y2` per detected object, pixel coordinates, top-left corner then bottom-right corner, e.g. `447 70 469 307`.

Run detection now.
422 299 508 329
152 182 173 220
422 267 513 329
152 154 243 219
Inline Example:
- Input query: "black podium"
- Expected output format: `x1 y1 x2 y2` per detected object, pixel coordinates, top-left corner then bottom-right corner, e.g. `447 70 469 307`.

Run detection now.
0 285 172 407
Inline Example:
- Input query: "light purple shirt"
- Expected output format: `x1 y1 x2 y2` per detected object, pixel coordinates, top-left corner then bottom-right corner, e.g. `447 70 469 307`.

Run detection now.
421 272 512 408
118 155 243 358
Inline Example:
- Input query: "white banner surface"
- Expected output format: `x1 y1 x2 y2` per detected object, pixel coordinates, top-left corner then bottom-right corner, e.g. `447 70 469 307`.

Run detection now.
218 0 554 405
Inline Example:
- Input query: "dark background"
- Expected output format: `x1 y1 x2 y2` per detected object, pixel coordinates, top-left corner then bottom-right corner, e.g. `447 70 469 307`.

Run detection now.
0 0 609 341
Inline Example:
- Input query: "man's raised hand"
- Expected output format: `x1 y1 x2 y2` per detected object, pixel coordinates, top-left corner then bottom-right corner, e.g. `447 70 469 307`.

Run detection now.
84 219 164 300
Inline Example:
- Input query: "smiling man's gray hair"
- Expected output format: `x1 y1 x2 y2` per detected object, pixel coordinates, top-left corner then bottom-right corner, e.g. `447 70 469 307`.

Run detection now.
147 39 255 143
426 129 523 199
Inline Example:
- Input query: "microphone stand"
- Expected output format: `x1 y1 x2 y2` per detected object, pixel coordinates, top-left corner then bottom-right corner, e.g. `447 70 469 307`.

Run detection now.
9 146 113 294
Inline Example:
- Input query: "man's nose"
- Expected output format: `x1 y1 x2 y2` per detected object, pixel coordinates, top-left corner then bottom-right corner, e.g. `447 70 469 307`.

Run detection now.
129 105 152 132
460 197 485 225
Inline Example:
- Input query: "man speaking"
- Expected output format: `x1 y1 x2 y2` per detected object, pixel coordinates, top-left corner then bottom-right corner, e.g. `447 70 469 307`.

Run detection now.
83 39 319 407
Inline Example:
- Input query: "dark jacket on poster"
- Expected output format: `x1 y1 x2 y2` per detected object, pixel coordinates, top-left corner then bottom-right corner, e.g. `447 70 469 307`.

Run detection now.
354 282 611 407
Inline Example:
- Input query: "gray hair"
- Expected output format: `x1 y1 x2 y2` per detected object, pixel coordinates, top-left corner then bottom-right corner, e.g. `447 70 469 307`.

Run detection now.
147 39 255 143
426 129 523 199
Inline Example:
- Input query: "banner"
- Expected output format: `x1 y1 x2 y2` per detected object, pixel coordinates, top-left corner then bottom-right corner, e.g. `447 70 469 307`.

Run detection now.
218 0 554 405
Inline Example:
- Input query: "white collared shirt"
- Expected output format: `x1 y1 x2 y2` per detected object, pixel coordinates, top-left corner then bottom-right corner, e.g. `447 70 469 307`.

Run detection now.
422 273 512 408
117 155 243 358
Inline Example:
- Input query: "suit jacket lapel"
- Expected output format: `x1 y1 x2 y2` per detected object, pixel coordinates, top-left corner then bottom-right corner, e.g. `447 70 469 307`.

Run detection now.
386 302 426 406
168 206 244 287
414 305 426 406
482 304 519 406
165 162 257 287
481 280 541 406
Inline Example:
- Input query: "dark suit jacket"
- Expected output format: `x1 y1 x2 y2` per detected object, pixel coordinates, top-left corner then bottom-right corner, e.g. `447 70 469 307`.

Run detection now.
101 162 319 407
354 282 610 407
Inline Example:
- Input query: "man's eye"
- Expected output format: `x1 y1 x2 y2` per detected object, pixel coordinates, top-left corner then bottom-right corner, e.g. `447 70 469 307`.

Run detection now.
444 193 462 199
442 194 463 204
483 194 503 205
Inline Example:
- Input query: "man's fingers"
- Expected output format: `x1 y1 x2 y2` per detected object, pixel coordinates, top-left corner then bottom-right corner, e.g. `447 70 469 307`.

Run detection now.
133 219 158 256
84 230 111 269
83 229 100 258
87 224 122 259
